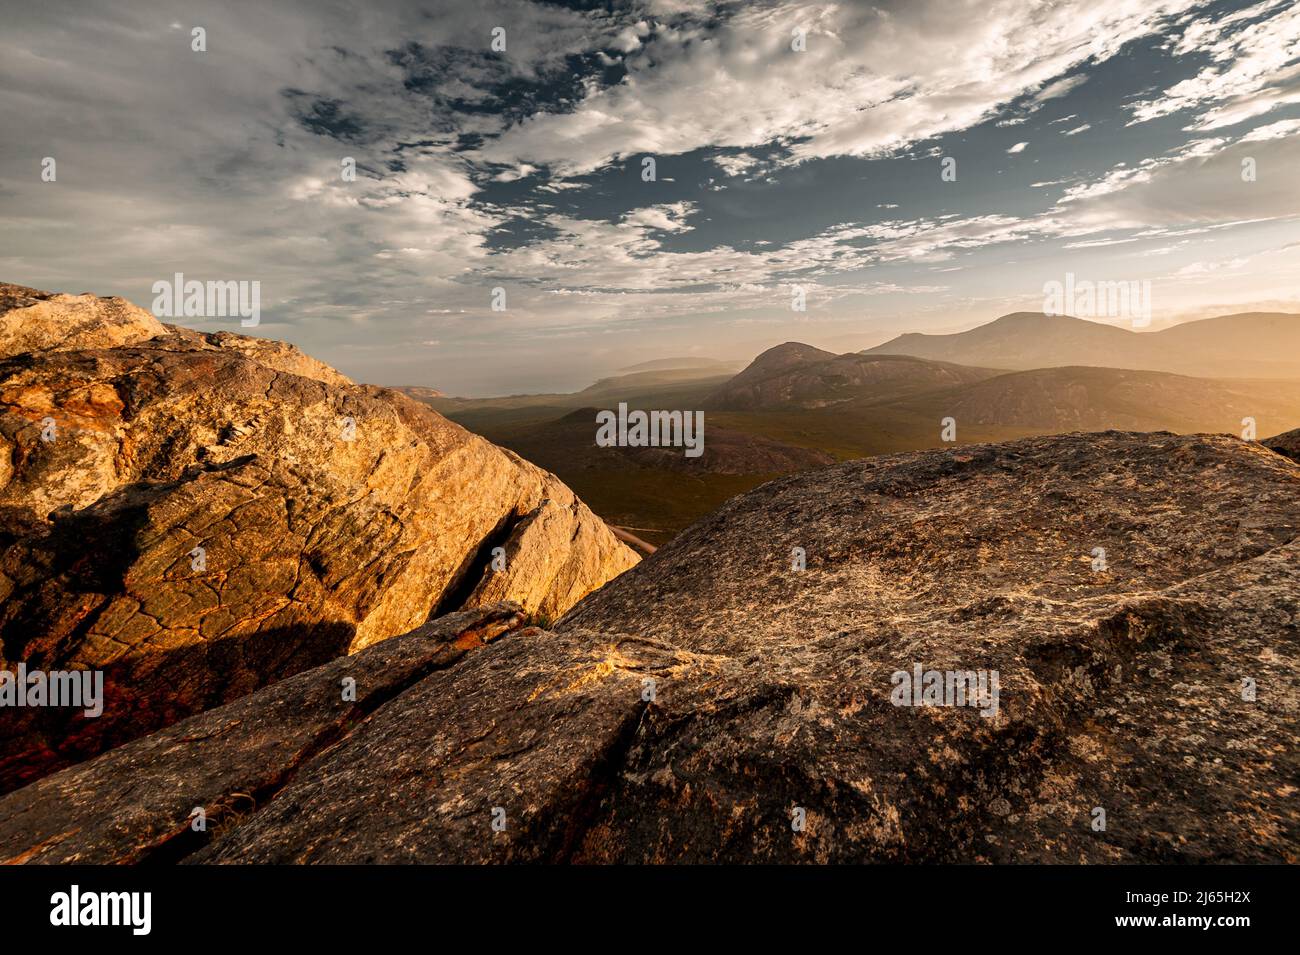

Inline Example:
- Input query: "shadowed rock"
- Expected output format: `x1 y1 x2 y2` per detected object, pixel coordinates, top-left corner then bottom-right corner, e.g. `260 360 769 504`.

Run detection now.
1 431 1293 862
0 284 637 793
0 604 527 863
1265 428 1300 462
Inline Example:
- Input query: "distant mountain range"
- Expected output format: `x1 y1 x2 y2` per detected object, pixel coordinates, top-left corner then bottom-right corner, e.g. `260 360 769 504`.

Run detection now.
399 361 734 422
715 339 1300 434
865 311 1300 378
617 356 743 374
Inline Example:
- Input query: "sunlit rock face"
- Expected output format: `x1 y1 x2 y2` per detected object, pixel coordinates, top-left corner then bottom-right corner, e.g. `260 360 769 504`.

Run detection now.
0 284 637 795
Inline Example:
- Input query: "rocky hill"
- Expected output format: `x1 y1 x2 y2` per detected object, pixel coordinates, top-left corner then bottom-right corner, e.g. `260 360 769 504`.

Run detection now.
705 344 999 411
2 430 1294 863
890 365 1300 434
0 283 637 794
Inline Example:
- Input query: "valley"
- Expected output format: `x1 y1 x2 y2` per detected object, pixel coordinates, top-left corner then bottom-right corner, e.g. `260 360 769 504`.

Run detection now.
401 310 1300 544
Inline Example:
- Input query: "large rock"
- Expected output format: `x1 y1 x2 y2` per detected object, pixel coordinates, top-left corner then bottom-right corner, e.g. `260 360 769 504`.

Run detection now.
561 432 1300 862
0 285 637 794
2 431 1294 863
0 283 166 358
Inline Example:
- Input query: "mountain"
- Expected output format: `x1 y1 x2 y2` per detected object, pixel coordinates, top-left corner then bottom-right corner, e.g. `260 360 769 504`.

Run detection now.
704 343 1001 410
4 432 1295 863
617 357 742 374
0 283 637 795
393 385 444 400
406 363 738 412
875 365 1300 434
411 366 734 426
1151 312 1300 376
865 311 1300 378
578 367 737 400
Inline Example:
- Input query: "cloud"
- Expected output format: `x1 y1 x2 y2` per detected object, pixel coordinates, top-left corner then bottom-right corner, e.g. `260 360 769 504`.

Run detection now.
711 152 766 178
1057 119 1300 227
1033 74 1089 103
1128 0 1300 129
1062 236 1140 248
621 202 697 233
478 0 1201 175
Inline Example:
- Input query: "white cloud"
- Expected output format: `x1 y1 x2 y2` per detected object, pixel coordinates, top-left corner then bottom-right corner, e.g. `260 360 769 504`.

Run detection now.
622 202 697 233
479 0 1201 175
1057 123 1300 229
711 152 766 178
1176 256 1250 275
1128 0 1300 129
1033 74 1089 102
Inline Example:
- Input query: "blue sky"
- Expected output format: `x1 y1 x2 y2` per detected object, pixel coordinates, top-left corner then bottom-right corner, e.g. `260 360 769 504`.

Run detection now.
2 0 1299 394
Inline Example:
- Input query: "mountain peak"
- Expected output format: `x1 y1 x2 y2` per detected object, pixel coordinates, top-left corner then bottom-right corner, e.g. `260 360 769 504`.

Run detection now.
706 342 999 411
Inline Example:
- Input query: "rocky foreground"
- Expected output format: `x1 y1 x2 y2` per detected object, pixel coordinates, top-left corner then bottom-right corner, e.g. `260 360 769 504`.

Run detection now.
1 429 1295 863
0 284 637 794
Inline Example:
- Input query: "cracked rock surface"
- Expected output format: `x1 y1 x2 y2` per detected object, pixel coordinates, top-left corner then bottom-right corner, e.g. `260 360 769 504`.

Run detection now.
0 284 637 794
1 431 1294 862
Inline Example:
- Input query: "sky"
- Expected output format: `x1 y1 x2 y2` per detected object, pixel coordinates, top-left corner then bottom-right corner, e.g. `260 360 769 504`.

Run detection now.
2 0 1299 395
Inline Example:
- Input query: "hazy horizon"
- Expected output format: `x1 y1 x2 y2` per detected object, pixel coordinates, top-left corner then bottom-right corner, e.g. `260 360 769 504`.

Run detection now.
404 304 1300 398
